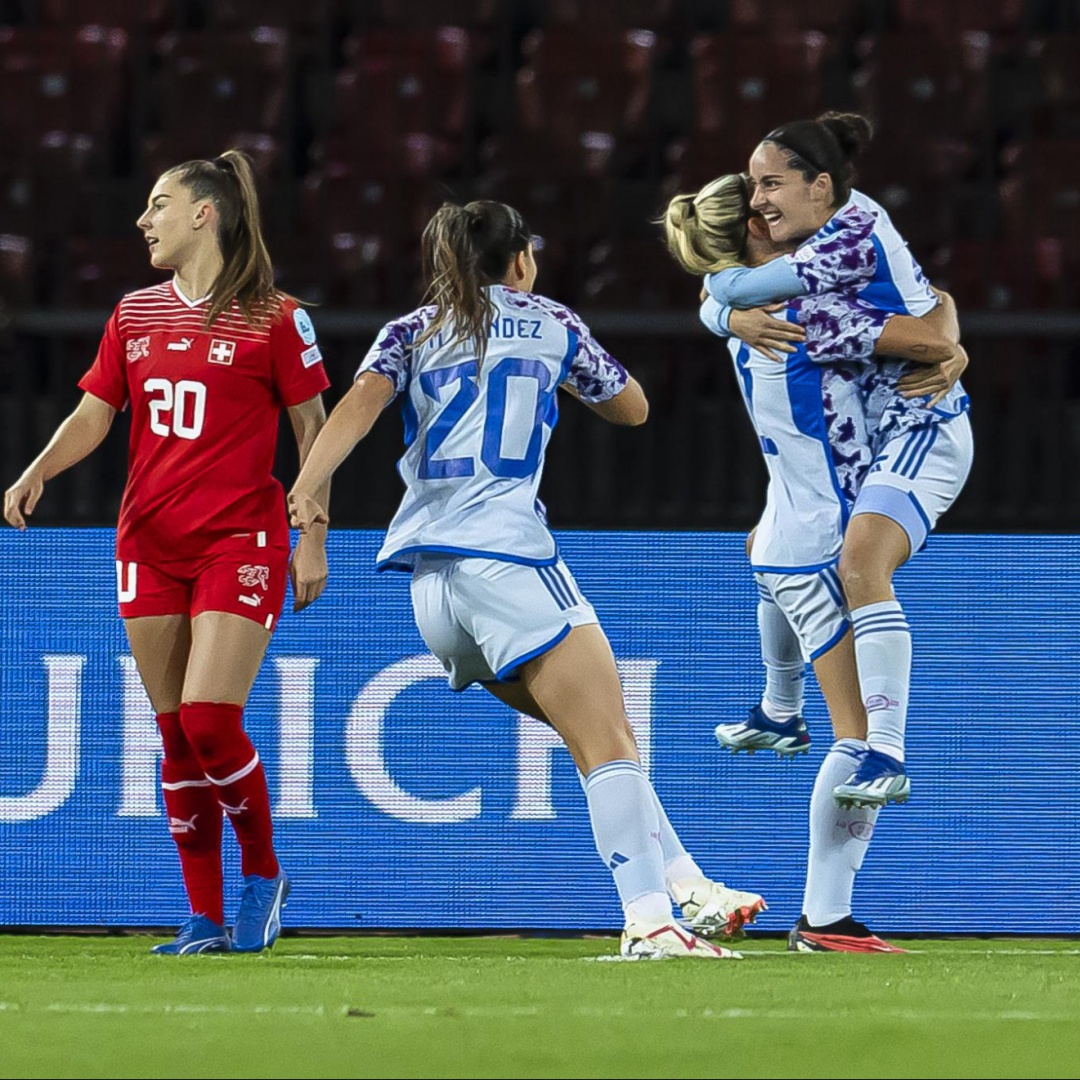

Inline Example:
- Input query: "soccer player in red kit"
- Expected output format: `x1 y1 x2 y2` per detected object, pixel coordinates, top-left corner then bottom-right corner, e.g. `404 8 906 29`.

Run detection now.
3 150 331 954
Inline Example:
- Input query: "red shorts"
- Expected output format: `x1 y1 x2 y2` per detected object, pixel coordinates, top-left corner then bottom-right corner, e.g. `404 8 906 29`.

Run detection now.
115 533 290 632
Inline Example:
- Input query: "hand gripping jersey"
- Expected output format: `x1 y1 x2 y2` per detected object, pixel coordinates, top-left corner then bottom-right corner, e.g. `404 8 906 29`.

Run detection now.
706 189 969 447
79 281 330 561
702 290 885 572
357 285 629 570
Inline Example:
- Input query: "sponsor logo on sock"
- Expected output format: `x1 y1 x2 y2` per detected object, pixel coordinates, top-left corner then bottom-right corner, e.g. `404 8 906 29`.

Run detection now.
219 798 250 817
865 694 900 712
167 814 198 834
608 851 629 870
847 820 875 841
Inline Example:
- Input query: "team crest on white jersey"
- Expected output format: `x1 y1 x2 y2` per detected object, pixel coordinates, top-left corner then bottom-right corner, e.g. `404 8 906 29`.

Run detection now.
126 336 151 363
238 564 270 590
208 338 236 366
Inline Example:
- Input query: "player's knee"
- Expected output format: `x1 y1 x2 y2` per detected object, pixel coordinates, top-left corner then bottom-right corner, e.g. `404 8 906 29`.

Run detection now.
837 551 890 606
745 528 756 560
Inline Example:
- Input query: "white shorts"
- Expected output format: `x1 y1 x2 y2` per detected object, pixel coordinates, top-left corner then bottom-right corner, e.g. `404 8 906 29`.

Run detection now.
410 554 599 691
756 565 849 663
853 413 974 555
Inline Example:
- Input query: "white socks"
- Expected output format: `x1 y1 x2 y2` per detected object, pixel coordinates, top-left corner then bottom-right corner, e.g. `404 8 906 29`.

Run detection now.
757 582 805 720
584 760 672 923
851 600 911 763
802 739 880 926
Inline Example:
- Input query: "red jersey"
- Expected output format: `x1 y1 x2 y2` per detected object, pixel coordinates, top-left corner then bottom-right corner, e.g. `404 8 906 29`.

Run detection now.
79 280 330 561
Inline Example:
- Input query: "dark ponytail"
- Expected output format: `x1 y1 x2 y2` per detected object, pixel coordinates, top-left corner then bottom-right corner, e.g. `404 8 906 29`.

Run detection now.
763 111 874 207
164 148 283 326
415 200 533 360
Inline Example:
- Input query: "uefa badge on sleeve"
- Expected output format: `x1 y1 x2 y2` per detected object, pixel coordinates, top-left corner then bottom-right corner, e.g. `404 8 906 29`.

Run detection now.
208 339 236 366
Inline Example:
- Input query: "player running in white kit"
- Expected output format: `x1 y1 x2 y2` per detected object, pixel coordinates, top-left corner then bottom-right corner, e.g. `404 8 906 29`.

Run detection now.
289 199 764 959
705 114 973 811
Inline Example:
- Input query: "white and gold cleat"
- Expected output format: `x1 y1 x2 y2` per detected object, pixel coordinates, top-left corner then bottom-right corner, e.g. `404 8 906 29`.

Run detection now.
673 878 768 940
620 921 742 960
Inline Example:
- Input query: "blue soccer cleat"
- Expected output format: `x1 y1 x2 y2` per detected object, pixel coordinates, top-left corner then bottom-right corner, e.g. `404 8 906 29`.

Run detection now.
151 914 231 956
231 870 290 953
833 748 910 808
714 705 810 759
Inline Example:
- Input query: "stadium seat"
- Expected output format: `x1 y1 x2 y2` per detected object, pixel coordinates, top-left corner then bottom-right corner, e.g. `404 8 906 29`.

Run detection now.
151 29 289 144
582 237 690 309
1024 35 1080 136
999 138 1080 252
61 235 156 307
0 26 129 151
927 240 1071 310
372 0 500 26
854 32 992 143
892 0 1027 39
39 0 171 29
689 32 836 150
536 0 679 29
140 132 281 184
315 28 472 175
515 27 657 167
728 0 860 32
0 233 35 307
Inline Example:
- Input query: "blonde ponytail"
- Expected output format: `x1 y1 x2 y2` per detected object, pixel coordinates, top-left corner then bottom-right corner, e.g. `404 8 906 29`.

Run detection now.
662 174 751 275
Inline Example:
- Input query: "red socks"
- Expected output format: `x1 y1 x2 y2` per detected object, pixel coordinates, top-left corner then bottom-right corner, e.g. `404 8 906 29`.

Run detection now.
180 702 280 880
157 711 224 926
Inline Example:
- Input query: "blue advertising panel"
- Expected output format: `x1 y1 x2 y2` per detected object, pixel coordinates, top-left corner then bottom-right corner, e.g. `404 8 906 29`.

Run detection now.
1 529 1077 932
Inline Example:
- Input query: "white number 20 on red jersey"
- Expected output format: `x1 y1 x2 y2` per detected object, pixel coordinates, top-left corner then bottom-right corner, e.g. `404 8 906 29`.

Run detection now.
144 378 207 440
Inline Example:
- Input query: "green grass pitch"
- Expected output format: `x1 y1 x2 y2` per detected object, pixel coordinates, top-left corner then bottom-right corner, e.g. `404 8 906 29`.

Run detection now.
1 936 1077 1079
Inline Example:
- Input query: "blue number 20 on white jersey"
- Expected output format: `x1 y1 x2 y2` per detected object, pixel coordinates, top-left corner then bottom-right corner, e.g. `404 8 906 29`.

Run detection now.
358 284 629 571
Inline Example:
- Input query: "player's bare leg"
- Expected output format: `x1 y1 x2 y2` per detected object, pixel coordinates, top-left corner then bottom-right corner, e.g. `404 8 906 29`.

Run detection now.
124 614 190 714
494 626 740 958
124 614 228 952
181 611 285 952
836 513 912 808
812 630 866 743
485 664 764 940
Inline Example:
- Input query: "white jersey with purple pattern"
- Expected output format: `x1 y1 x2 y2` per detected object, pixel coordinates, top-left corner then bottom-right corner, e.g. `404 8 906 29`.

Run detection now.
359 284 628 570
708 291 884 571
791 190 970 447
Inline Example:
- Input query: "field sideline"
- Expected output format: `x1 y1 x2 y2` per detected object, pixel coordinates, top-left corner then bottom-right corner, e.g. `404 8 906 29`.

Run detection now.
1 936 1077 1079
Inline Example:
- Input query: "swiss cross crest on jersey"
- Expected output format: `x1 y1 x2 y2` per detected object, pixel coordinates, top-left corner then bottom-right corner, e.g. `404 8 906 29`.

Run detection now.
208 338 236 366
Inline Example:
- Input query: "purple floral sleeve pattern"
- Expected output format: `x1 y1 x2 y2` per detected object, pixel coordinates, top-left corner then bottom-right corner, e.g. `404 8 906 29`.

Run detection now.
355 306 435 395
502 289 629 403
797 292 891 365
785 205 878 295
820 365 875 506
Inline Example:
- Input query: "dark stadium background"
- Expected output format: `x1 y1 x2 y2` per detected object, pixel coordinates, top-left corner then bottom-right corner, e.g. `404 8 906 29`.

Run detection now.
1 0 1077 530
